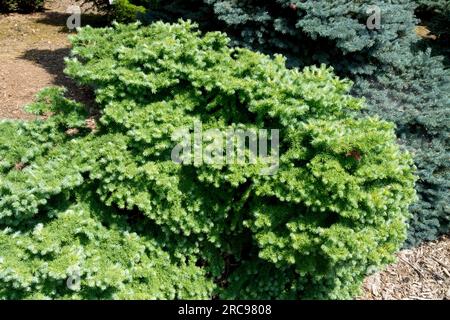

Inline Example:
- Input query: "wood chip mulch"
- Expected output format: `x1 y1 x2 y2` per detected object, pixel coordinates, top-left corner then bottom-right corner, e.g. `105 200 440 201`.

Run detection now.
360 235 450 300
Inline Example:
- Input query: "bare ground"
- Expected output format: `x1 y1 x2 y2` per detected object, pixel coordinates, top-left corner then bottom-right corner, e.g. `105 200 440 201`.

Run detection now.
0 0 449 300
0 0 102 119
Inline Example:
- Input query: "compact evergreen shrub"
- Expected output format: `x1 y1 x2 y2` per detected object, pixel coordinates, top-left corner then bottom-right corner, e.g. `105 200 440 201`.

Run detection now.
0 0 44 12
0 21 416 299
157 0 450 247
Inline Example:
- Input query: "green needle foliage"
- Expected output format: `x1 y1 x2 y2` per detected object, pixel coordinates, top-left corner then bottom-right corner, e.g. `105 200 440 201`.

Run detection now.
0 21 416 299
156 0 450 247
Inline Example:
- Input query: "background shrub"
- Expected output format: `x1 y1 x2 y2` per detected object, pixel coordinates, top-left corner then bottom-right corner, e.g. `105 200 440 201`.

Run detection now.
110 0 146 22
0 21 416 299
415 0 450 13
154 0 450 247
0 0 45 12
414 0 450 67
82 0 158 22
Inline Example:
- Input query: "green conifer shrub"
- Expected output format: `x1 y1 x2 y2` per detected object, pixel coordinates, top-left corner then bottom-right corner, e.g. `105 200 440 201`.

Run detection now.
0 21 416 299
155 0 450 247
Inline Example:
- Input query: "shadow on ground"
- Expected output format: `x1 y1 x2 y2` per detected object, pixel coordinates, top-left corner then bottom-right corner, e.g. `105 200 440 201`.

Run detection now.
35 10 108 32
416 9 450 68
20 48 96 109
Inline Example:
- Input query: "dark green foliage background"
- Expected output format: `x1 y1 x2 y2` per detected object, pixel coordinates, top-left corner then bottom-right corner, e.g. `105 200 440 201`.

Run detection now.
415 0 450 67
0 0 44 12
82 0 159 22
415 0 450 13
